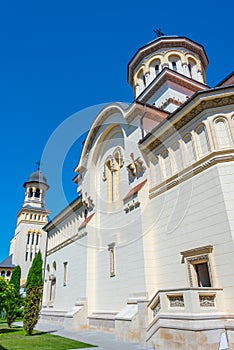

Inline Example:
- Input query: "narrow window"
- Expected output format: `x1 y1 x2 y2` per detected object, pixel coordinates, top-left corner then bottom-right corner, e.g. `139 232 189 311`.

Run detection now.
28 188 33 198
30 214 33 220
1 270 5 276
25 252 28 261
195 262 211 287
35 188 40 198
150 155 161 185
172 61 177 71
155 64 159 76
181 245 213 288
38 215 41 220
108 243 116 277
34 214 37 220
171 142 183 172
36 234 39 246
31 233 35 245
143 74 146 86
30 252 33 261
214 119 231 148
183 133 196 165
196 125 210 156
63 262 68 286
188 63 192 76
27 233 30 245
161 150 172 178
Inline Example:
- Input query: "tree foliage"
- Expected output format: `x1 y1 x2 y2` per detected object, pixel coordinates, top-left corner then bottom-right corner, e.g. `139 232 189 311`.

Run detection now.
26 251 43 288
6 265 22 327
5 284 18 327
0 277 18 327
0 277 8 313
23 251 43 335
9 265 21 296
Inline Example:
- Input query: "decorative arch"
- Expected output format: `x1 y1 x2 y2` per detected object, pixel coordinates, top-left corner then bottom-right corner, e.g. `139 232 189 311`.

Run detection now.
76 104 127 173
195 123 210 156
183 133 196 165
214 117 231 149
161 149 172 179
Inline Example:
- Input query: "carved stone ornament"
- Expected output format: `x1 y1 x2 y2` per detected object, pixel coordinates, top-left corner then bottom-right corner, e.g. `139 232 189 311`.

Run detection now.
199 295 215 307
168 295 184 307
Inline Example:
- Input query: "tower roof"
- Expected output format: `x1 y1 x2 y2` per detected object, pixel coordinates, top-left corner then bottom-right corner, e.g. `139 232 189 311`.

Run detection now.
23 169 49 188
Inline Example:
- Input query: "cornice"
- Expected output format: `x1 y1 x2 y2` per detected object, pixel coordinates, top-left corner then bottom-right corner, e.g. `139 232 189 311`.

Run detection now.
140 89 234 153
44 196 83 231
137 68 208 104
149 149 234 199
47 231 87 256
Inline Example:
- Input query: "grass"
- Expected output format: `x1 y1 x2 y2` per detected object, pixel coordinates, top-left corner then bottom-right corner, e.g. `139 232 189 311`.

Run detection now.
0 320 96 350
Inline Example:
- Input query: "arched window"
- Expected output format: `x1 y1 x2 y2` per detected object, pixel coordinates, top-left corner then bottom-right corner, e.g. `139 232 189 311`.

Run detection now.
35 188 40 198
155 64 159 76
50 261 57 303
187 58 197 79
183 133 196 165
161 150 172 178
149 59 161 81
1 270 5 276
214 118 231 148
137 70 145 91
6 271 11 277
36 233 39 245
27 233 30 245
172 61 177 71
150 154 161 185
196 124 210 156
171 142 183 172
28 188 33 198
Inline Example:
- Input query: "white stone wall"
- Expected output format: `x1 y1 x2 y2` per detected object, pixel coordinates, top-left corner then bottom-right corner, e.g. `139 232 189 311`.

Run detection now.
11 221 47 282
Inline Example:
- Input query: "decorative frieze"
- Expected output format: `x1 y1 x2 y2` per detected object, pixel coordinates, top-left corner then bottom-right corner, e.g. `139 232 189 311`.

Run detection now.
199 295 215 307
168 295 184 307
153 299 161 317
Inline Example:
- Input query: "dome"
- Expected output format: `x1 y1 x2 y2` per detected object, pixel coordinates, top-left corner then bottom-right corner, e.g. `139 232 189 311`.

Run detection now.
24 169 48 187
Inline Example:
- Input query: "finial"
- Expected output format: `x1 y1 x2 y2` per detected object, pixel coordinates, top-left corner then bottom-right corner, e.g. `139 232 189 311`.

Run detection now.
153 29 164 37
36 161 42 170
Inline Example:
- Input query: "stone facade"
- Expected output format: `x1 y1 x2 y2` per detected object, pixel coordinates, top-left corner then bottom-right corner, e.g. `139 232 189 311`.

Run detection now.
40 35 234 349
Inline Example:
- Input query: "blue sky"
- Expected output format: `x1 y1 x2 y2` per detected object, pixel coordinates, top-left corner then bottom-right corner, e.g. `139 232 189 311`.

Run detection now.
0 0 233 262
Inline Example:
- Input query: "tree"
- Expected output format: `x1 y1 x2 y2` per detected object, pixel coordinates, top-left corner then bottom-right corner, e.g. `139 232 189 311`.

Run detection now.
9 265 21 296
0 277 18 327
0 277 8 314
5 284 18 327
6 266 22 327
23 252 43 335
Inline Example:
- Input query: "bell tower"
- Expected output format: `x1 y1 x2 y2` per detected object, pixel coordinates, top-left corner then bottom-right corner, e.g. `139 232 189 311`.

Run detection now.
128 36 209 112
9 167 50 285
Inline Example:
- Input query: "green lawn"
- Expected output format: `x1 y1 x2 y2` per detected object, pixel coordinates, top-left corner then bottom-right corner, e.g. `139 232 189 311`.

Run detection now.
0 321 96 350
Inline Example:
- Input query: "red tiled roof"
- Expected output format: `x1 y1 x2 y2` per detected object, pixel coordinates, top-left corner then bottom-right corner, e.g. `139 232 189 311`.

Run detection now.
123 179 147 201
78 212 95 230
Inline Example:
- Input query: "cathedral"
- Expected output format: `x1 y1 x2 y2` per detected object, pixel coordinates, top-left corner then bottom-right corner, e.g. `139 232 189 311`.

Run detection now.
5 34 234 349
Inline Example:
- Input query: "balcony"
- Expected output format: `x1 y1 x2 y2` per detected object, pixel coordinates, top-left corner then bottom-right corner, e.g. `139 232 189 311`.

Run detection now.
148 287 224 319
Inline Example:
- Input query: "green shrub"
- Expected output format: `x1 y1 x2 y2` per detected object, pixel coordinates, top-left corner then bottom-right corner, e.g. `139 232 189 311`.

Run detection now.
23 252 43 335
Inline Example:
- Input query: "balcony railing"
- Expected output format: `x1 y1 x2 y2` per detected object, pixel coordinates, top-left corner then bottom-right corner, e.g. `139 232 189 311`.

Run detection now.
148 287 224 319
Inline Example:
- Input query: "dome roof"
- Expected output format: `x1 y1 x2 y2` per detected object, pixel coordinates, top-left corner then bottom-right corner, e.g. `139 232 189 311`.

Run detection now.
24 169 48 187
